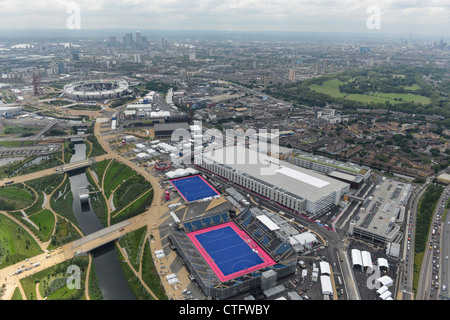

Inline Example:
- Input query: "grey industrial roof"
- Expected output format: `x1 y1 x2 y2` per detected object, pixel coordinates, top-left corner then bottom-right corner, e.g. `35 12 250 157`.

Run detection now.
202 145 349 203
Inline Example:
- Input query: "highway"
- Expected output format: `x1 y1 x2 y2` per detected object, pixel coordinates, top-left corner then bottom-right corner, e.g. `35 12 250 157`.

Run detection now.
440 203 450 299
416 184 450 300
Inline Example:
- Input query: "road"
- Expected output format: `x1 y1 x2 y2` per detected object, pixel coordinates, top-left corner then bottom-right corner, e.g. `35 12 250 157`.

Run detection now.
416 184 450 300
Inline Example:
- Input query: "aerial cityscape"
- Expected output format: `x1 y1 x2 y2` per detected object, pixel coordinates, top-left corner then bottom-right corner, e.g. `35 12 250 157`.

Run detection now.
0 0 449 308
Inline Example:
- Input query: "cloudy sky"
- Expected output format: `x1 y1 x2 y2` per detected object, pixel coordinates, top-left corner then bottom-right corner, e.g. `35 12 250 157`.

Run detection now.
0 0 449 35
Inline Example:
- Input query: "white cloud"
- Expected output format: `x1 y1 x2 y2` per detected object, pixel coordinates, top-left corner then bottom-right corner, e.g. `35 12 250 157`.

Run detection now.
0 0 448 35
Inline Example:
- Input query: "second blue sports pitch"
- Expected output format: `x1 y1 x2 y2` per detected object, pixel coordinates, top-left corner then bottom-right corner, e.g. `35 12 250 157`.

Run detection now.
169 175 220 202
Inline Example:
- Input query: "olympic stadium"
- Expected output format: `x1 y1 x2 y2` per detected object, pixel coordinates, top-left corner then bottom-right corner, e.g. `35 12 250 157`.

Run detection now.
63 79 129 101
169 209 298 299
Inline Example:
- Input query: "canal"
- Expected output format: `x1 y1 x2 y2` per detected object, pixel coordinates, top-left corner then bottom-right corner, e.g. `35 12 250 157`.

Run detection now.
68 142 135 300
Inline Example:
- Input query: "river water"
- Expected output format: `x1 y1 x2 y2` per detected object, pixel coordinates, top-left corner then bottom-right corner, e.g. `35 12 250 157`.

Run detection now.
68 143 135 300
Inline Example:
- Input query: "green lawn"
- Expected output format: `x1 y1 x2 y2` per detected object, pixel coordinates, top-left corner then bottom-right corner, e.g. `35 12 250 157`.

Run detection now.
90 159 111 184
0 125 40 137
51 176 76 225
20 256 89 300
0 185 35 211
111 189 153 225
47 216 82 250
0 140 35 147
103 160 137 198
310 79 347 98
28 209 55 242
0 213 42 268
310 79 431 105
118 226 147 271
141 241 168 300
113 175 152 213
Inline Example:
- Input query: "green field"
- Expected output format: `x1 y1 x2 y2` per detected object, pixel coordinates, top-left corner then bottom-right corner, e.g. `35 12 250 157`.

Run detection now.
0 125 40 137
0 185 35 211
0 213 42 268
113 175 152 213
118 226 147 271
20 256 89 300
103 160 137 198
28 209 55 242
47 216 82 250
310 79 431 105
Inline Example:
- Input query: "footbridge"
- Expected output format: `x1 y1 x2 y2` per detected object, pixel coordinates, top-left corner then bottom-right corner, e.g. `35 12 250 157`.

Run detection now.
70 220 132 255
55 158 96 173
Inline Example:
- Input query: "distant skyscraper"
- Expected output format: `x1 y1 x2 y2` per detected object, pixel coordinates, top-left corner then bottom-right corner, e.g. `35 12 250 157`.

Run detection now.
289 69 296 81
263 75 269 88
125 33 133 49
109 36 116 47
189 51 196 61
136 31 141 47
58 61 66 74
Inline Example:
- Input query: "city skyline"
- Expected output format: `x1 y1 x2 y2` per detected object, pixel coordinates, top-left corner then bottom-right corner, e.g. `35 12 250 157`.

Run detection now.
0 0 449 36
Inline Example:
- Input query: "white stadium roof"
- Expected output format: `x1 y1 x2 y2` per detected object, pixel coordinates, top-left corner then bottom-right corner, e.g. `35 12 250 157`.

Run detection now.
256 215 280 231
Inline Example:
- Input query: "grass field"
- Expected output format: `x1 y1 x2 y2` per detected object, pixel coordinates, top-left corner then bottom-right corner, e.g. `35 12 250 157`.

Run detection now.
0 213 42 268
28 209 55 242
118 226 147 271
113 175 152 213
310 79 431 105
0 140 35 147
0 125 40 137
47 216 82 250
0 185 35 211
103 160 137 198
51 176 76 225
20 256 88 300
111 189 153 225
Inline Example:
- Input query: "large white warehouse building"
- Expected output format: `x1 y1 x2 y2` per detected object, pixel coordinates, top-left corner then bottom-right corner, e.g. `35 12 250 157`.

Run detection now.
198 145 350 216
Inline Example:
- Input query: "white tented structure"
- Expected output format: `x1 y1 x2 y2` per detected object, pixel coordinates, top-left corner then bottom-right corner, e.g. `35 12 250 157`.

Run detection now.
351 249 363 270
376 285 389 296
166 273 179 285
320 275 333 296
155 249 165 259
165 168 199 179
376 275 393 288
320 261 331 275
379 290 392 300
377 258 389 271
361 251 373 270
292 232 317 246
